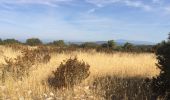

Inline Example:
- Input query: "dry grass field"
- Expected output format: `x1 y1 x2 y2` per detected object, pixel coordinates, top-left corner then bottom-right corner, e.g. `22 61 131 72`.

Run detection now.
0 46 159 100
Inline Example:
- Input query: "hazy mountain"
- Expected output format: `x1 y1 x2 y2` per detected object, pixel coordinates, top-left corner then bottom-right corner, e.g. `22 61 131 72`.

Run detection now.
116 39 155 45
68 39 155 45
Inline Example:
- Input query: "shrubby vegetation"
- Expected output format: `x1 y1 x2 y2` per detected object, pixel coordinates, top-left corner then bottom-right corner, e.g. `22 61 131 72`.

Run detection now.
107 40 117 49
92 75 152 100
0 38 155 53
26 38 43 46
1 34 170 99
123 42 134 51
151 34 170 99
80 42 99 49
1 46 51 81
48 40 66 47
48 57 90 88
3 39 21 45
0 39 161 99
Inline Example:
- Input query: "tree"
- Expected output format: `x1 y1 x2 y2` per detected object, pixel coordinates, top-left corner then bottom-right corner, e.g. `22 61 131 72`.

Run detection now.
0 38 3 45
3 39 21 44
107 40 116 49
81 42 98 48
26 38 42 46
123 42 134 51
151 34 170 99
101 43 108 48
51 40 66 47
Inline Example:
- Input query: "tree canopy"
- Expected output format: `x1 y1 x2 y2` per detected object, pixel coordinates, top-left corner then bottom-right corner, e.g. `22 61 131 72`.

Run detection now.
26 38 42 46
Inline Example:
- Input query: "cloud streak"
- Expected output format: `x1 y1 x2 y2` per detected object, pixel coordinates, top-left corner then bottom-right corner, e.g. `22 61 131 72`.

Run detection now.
0 0 73 7
86 0 152 11
0 0 169 42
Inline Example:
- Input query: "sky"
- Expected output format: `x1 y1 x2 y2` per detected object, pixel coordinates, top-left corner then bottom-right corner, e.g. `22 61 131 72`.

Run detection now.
0 0 169 43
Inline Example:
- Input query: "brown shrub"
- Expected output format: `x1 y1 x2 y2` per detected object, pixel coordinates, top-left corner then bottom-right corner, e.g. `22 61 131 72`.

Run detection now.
92 75 152 100
48 57 90 88
1 47 51 81
34 46 51 64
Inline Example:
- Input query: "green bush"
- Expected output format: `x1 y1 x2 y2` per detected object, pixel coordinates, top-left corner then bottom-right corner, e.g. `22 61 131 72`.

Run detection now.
123 42 134 51
26 38 42 46
49 40 66 47
0 38 3 45
151 34 170 99
80 42 99 48
48 57 90 88
3 39 21 45
107 40 116 49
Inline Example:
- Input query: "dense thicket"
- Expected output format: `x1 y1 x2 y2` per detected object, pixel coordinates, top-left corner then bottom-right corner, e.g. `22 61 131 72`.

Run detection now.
48 57 90 88
151 34 170 99
26 38 43 46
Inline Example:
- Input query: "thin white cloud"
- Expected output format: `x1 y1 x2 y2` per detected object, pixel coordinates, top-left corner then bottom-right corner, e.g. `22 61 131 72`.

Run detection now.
163 6 170 14
0 0 73 7
124 1 152 11
86 0 152 11
152 0 162 4
87 8 96 13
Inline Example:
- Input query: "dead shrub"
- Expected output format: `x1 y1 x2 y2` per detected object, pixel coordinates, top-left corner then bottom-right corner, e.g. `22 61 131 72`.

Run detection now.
92 75 152 100
33 46 51 64
1 47 51 81
48 57 90 88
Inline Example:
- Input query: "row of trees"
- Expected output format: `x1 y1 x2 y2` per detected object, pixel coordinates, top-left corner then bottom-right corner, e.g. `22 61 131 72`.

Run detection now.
79 40 154 52
0 38 65 46
0 38 155 52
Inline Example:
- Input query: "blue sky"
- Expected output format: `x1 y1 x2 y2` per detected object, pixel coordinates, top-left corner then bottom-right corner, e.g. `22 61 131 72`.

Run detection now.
0 0 169 43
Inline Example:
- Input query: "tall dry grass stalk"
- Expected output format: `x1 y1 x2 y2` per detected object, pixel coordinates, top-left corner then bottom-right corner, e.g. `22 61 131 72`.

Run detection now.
0 46 159 99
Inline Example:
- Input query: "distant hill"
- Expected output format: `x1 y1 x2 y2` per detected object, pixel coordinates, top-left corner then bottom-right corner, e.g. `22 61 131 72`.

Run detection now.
68 39 155 46
116 39 155 45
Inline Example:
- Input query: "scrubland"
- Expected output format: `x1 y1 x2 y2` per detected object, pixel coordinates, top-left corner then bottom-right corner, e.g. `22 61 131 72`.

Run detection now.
0 46 159 100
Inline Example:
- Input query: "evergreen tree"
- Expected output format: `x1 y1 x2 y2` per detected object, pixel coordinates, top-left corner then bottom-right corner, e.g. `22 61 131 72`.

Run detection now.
152 34 170 99
26 38 42 46
107 40 116 49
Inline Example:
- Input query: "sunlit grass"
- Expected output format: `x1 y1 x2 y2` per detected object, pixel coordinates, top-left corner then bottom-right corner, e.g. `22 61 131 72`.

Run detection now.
0 46 159 99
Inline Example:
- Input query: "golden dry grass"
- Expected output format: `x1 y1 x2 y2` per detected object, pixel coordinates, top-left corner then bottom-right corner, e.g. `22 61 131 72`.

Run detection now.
0 46 159 100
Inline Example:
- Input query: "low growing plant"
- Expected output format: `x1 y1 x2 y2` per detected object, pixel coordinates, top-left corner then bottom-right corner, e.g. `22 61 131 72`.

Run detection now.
1 47 51 81
48 57 90 88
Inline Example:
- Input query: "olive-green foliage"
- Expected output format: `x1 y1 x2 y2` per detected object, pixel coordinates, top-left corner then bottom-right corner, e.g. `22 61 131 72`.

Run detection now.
26 38 42 46
151 34 170 99
101 43 108 48
80 42 99 48
48 57 90 88
50 40 66 47
123 42 134 51
3 39 21 45
69 43 79 48
0 37 155 53
107 40 116 49
0 38 3 45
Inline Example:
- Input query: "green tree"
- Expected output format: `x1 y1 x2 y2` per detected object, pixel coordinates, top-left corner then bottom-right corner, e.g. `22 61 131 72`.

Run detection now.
52 40 66 47
107 40 116 49
101 43 108 48
81 42 98 48
3 39 21 44
151 34 170 99
0 38 3 45
26 38 42 46
123 42 134 51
